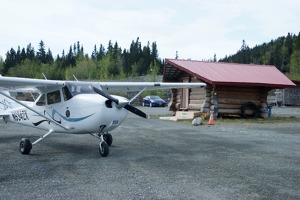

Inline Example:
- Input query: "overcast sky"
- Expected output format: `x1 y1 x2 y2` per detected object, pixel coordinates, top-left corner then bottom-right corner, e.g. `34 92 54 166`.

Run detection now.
1 0 299 61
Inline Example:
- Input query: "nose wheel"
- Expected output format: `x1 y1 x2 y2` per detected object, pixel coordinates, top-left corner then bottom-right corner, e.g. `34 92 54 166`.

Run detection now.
103 133 113 146
99 135 109 157
92 126 113 157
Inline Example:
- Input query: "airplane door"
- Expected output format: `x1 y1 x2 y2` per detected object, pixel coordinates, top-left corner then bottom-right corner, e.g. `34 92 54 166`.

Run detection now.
45 90 65 122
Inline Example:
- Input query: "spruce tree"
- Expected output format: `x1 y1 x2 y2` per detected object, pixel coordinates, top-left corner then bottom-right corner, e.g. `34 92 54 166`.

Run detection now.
37 40 47 63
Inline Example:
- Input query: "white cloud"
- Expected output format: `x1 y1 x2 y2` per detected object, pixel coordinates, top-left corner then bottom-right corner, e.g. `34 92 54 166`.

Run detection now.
0 0 299 60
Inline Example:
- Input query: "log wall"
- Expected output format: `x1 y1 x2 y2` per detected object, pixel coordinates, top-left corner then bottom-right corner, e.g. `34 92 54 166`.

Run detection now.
188 77 206 110
211 85 269 118
170 77 270 117
169 88 182 112
169 76 270 118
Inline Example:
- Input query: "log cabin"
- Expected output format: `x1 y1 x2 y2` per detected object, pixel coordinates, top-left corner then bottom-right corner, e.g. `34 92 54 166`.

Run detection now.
163 59 296 118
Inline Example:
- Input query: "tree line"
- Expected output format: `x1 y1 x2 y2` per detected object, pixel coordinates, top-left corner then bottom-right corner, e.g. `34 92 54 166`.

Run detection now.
219 32 300 80
1 33 299 81
0 37 163 80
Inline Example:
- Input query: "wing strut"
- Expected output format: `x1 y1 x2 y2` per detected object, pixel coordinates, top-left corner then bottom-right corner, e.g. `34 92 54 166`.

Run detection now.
129 87 147 103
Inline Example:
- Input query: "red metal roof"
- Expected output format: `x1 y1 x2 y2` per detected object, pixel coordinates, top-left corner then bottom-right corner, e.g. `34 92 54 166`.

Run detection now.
164 59 296 88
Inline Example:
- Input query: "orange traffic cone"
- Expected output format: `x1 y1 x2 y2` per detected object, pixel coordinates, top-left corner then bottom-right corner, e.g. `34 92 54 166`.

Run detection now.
208 111 215 125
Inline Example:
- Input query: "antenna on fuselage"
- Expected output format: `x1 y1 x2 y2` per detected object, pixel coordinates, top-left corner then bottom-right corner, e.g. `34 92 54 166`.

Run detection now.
73 75 79 82
42 73 47 80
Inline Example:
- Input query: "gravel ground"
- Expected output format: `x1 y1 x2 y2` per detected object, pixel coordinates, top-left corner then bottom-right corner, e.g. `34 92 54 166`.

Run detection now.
0 107 299 200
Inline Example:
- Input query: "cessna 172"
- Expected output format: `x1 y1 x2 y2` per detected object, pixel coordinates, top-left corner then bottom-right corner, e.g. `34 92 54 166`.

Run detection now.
0 75 206 157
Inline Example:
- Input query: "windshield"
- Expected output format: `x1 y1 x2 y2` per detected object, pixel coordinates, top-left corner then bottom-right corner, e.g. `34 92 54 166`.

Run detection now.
150 96 161 100
65 82 97 97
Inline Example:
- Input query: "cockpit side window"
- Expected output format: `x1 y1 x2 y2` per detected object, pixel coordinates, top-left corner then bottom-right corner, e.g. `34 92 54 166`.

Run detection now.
62 86 73 101
47 90 61 105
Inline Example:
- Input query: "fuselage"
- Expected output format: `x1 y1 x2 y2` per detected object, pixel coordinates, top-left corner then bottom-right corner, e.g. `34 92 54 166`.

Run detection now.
1 86 129 134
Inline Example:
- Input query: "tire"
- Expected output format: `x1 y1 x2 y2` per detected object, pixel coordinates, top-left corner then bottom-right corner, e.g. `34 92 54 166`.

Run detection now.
20 138 32 155
241 102 259 119
103 133 113 146
99 142 109 157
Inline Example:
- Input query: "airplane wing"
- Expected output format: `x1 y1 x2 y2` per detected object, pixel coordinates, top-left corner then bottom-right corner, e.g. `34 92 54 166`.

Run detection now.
0 76 65 93
96 82 206 92
0 76 206 93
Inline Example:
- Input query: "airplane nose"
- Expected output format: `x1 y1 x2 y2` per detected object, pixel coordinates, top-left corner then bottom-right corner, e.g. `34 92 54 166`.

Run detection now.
115 98 129 109
93 87 148 119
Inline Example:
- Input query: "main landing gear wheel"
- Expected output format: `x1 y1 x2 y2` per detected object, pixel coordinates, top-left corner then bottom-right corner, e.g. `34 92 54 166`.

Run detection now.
99 141 109 157
20 138 32 154
103 133 113 146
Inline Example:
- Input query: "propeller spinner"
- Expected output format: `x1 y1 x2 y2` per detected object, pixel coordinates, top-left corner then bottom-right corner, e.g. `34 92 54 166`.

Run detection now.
93 87 148 119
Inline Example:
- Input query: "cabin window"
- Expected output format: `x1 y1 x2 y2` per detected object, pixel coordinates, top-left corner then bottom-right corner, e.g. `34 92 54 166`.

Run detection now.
47 90 61 105
10 91 39 102
36 94 46 106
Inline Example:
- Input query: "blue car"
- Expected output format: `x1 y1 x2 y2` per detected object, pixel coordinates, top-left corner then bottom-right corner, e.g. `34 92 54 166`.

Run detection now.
142 95 166 107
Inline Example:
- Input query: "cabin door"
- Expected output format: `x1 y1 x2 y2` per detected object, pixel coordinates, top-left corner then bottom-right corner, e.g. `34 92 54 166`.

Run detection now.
45 89 65 122
181 78 189 110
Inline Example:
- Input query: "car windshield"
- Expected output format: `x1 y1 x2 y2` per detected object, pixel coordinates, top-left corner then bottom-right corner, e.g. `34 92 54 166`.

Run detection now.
150 96 161 100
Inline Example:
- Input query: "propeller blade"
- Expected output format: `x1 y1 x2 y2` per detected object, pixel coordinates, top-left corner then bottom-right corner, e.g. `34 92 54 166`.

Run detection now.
124 104 148 119
93 87 148 119
93 87 119 104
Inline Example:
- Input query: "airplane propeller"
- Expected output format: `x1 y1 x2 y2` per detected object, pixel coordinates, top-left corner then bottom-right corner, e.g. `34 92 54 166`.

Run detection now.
93 87 148 119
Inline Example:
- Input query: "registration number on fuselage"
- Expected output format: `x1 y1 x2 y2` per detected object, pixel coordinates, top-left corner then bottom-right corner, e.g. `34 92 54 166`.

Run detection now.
12 110 29 122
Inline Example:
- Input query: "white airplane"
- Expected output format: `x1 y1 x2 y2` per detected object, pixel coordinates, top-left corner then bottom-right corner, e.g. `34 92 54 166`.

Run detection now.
0 75 206 157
